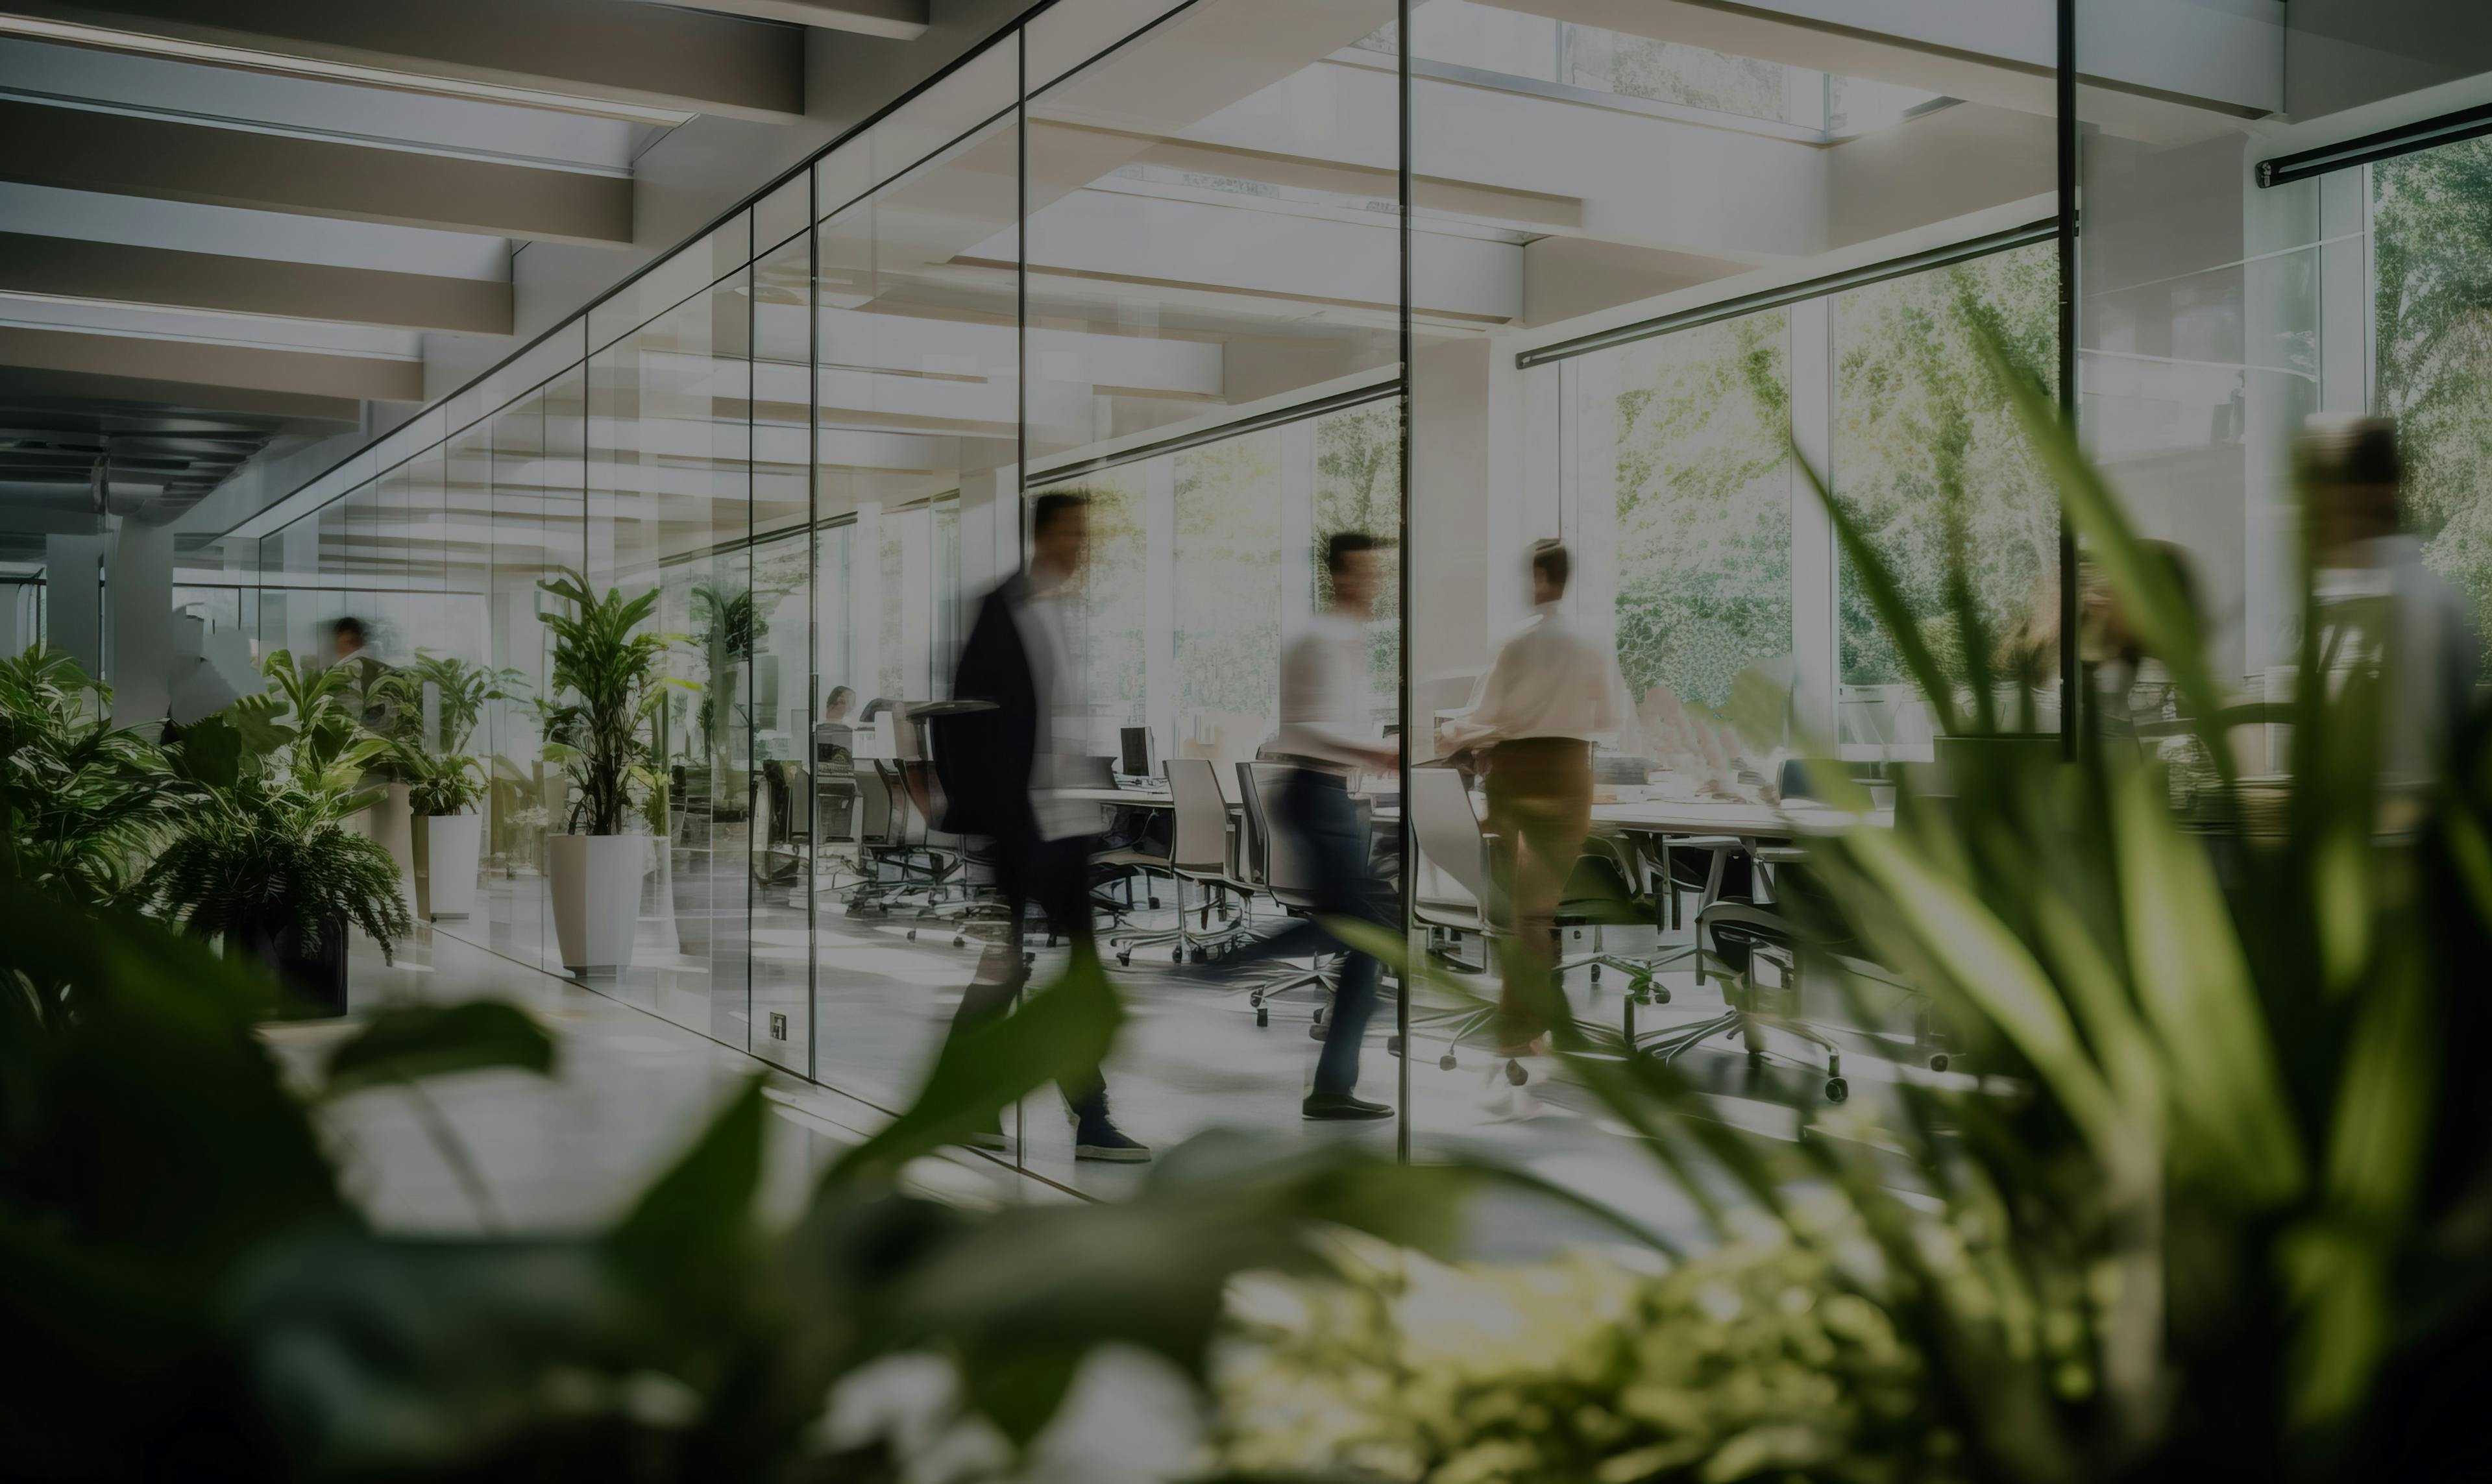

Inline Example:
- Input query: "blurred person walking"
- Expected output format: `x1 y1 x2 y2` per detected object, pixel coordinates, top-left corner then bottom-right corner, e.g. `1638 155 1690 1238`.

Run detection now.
1438 540 1638 1056
932 491 1149 1162
1219 532 1400 1121
2303 418 2481 790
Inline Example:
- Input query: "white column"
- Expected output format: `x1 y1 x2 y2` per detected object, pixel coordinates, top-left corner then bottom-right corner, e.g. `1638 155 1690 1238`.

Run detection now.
1278 419 1317 652
110 518 176 733
1565 358 1620 637
45 533 109 677
852 501 883 699
1787 297 1838 746
898 507 933 701
1143 456 1177 758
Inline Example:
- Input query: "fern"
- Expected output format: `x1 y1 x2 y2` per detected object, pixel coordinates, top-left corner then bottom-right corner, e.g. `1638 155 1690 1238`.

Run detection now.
143 649 413 961
0 645 190 907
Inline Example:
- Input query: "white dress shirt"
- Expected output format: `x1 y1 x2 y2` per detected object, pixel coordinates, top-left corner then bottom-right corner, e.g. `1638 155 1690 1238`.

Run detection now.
1438 602 1639 754
1278 610 1380 773
1011 582 1097 841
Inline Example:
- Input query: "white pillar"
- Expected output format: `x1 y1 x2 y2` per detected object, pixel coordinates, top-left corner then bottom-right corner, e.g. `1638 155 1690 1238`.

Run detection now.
1143 456 1177 758
108 518 176 734
1787 297 1838 745
45 533 109 678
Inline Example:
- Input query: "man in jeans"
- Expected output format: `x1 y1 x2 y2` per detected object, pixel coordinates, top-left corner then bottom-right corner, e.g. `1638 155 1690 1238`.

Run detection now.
1227 532 1399 1121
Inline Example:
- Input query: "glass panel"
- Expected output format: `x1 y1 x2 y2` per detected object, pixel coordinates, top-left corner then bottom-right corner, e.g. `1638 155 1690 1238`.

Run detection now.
809 97 1021 1114
589 263 753 1046
751 222 814 1079
1020 0 1404 1186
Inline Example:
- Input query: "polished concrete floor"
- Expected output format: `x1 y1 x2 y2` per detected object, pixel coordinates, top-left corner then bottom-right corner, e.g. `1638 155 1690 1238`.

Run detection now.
308 864 1949 1479
401 853 1948 1236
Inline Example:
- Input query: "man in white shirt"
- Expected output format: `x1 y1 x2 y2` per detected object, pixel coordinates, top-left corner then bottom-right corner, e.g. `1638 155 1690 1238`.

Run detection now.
1437 540 1637 1054
1239 531 1402 1120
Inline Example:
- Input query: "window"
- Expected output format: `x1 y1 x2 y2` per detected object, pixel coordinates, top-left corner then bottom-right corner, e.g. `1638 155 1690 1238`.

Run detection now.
2374 136 2492 675
1833 243 2061 721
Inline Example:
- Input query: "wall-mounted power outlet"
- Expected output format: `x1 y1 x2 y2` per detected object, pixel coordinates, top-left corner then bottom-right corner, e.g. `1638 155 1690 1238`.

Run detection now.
768 1012 788 1041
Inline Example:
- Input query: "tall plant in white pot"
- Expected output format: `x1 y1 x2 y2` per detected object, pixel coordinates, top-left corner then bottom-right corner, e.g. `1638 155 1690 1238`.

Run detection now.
373 653 522 923
538 570 675 973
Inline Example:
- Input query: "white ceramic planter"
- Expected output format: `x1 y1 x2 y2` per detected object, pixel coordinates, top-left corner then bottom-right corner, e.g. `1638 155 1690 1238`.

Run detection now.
352 781 419 920
423 812 483 920
549 833 642 971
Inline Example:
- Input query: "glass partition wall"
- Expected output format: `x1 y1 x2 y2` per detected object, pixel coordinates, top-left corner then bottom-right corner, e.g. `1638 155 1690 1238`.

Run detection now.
238 0 2492 1206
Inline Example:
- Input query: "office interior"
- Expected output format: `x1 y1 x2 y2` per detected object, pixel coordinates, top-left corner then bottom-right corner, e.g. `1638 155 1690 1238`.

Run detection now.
158 0 2492 1202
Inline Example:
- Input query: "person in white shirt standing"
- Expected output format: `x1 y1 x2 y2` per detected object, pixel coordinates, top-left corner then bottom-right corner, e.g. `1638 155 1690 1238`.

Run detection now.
1437 539 1637 1055
1222 531 1399 1120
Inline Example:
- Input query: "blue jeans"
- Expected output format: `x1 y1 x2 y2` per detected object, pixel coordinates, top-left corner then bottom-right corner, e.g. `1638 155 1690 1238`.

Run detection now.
1229 768 1391 1097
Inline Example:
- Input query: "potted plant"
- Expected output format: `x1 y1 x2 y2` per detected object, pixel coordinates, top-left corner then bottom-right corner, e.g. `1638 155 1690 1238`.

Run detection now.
373 653 520 923
403 749 487 921
140 650 413 1016
538 570 675 973
0 644 189 908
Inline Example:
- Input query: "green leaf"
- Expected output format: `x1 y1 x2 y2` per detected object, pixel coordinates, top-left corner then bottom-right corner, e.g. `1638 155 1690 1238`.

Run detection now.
2107 764 2303 1204
609 1076 768 1287
828 950 1125 1184
321 1002 556 1099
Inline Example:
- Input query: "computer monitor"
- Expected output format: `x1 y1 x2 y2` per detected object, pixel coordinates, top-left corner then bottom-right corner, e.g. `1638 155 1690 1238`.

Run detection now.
1119 725 1152 779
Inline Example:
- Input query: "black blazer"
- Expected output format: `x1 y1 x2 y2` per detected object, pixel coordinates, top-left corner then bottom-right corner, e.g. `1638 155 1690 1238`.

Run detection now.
933 574 1038 839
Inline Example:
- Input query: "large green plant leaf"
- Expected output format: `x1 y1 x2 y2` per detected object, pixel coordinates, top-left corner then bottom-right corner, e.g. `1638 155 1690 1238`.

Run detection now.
321 1002 557 1099
828 951 1125 1184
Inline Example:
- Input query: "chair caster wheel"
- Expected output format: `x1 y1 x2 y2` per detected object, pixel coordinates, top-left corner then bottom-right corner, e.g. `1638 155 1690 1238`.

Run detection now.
1386 1035 1402 1056
1171 947 1184 963
1149 897 1162 910
907 929 918 942
1255 1005 1269 1028
1249 991 1264 1008
1116 953 1131 967
1504 1059 1528 1086
1927 1052 1949 1073
953 936 966 949
1309 1023 1327 1041
1824 1077 1849 1102
1438 1054 1458 1071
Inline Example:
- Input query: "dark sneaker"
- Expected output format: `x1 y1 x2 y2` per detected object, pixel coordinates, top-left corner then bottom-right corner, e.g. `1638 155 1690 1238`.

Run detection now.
1070 1104 1153 1162
1302 1092 1395 1121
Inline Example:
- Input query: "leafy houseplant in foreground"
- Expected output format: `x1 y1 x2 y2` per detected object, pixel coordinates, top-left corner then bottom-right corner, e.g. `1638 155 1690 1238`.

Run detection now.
538 568 676 972
0 846 1552 1480
138 649 413 1014
1284 330 2492 1483
0 644 188 907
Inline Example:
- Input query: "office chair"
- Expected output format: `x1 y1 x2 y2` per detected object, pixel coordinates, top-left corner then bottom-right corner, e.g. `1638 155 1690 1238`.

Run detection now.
1109 757 1247 966
1220 760 1341 1028
1636 845 1929 1102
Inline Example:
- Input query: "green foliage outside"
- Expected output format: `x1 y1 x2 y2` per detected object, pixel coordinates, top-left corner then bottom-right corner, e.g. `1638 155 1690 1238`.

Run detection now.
1832 243 2060 696
1609 309 1794 710
1176 433 1284 722
2373 134 2492 678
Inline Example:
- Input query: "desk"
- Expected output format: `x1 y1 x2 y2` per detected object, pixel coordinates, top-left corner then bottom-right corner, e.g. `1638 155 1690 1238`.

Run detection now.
1064 785 1171 808
1371 796 1890 840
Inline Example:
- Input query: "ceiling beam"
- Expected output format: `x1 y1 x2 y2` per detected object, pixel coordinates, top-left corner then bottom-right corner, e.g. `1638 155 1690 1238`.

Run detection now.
0 230 513 334
0 98 632 247
0 324 421 404
0 364 360 427
655 1 925 42
4 0 803 122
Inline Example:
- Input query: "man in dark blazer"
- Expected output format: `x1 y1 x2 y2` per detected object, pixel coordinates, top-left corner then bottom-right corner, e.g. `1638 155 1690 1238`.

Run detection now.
931 491 1149 1162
